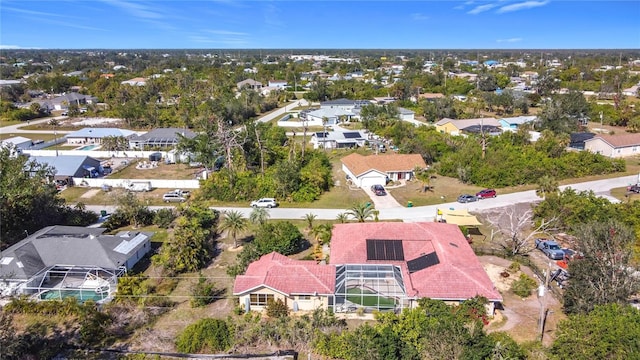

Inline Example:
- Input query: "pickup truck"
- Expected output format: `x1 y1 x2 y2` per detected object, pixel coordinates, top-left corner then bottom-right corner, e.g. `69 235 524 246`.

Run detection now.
534 238 565 260
169 189 190 198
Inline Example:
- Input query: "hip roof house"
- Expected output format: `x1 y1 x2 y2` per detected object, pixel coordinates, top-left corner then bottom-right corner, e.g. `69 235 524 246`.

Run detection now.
341 153 427 188
233 222 502 316
584 133 640 158
128 128 196 149
0 226 153 302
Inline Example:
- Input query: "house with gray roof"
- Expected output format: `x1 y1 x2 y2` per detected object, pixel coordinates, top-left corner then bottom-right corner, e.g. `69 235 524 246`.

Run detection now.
35 93 98 112
237 78 263 91
0 226 153 301
498 116 538 130
1 136 33 152
306 107 357 126
65 128 137 145
30 155 103 181
310 130 367 149
320 98 371 112
129 128 197 150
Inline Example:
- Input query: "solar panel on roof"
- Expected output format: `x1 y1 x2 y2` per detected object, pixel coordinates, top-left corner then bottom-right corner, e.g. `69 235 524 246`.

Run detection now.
407 252 440 273
366 239 404 261
343 132 361 139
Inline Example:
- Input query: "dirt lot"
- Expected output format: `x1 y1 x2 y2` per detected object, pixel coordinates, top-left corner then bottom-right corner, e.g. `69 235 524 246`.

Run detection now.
480 255 564 345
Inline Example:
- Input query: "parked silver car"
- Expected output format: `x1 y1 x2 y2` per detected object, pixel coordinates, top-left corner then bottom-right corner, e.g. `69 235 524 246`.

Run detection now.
250 198 278 208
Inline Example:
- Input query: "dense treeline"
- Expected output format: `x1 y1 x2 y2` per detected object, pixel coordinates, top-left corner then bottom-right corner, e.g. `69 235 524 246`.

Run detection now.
377 123 625 188
0 147 98 248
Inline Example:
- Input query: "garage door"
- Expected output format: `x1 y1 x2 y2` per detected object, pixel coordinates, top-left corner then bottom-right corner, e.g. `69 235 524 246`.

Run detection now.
359 174 386 188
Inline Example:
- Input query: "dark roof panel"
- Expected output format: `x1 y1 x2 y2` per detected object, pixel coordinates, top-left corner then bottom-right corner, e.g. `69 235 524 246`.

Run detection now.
407 252 440 274
366 239 404 261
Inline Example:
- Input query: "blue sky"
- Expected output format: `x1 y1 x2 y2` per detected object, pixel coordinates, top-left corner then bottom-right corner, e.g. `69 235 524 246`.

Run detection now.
1 1 639 49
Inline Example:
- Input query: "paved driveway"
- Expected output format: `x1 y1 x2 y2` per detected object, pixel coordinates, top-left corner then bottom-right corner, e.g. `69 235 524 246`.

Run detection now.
362 185 403 209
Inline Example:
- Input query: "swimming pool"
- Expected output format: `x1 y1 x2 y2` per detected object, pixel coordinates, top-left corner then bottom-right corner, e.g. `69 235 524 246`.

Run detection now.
78 144 100 151
40 288 110 302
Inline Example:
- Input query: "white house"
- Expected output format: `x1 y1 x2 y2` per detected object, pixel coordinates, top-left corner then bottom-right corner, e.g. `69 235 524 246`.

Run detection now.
341 153 427 188
310 131 367 150
584 133 640 158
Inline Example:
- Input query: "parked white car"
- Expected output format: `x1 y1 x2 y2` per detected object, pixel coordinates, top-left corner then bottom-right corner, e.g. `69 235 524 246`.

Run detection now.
250 198 278 208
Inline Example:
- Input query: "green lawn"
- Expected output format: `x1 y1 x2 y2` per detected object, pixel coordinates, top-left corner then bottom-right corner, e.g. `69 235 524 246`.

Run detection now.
346 287 396 308
0 119 25 127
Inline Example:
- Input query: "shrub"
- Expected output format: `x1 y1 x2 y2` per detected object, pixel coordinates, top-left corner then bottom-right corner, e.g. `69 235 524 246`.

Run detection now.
175 318 232 353
190 274 217 308
508 261 521 273
265 299 290 318
511 274 538 298
153 208 176 228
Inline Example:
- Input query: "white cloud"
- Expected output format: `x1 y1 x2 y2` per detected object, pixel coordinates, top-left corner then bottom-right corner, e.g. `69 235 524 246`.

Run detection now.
467 3 497 15
205 30 248 36
411 13 429 21
497 37 523 43
497 0 549 13
2 6 68 18
0 44 40 49
102 0 164 19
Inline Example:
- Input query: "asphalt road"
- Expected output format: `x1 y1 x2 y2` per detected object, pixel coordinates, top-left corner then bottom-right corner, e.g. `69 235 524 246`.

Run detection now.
84 174 639 221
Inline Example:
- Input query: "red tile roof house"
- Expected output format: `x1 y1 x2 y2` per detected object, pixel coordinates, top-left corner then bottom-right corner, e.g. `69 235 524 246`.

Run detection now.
233 252 336 313
583 133 640 158
233 222 502 316
341 153 427 188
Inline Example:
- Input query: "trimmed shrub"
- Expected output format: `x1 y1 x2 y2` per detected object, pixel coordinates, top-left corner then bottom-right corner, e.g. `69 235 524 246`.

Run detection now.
175 318 232 353
511 274 538 298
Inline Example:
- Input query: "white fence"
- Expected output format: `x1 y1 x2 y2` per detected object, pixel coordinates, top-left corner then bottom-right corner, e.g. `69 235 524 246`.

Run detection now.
23 149 170 158
73 178 201 189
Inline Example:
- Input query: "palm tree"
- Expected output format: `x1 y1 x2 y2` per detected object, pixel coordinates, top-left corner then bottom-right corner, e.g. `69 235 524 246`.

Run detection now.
303 213 317 230
536 175 559 198
219 210 248 248
310 223 333 245
336 213 349 224
249 207 270 226
414 166 436 192
346 202 374 223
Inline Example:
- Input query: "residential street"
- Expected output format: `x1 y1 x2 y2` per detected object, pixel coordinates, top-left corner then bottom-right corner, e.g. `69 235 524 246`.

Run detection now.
84 174 639 221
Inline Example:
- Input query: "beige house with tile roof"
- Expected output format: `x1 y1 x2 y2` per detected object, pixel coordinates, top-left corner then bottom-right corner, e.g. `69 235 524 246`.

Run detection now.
341 153 427 188
584 133 640 158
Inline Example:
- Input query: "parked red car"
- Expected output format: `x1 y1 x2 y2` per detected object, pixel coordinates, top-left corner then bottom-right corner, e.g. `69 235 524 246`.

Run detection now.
476 188 497 199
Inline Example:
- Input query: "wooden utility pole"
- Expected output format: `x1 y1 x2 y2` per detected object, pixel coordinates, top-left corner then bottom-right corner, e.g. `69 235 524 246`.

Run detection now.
538 263 551 342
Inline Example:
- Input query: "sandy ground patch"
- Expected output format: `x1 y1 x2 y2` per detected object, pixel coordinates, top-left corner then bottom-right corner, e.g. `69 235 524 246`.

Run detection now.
480 255 564 345
79 189 100 198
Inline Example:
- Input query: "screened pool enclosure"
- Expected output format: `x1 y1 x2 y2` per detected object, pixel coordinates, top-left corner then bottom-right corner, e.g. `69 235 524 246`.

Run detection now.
334 264 408 313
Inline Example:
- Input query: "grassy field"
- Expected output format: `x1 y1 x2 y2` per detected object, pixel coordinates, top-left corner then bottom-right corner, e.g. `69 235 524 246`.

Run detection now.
107 161 198 180
0 119 25 127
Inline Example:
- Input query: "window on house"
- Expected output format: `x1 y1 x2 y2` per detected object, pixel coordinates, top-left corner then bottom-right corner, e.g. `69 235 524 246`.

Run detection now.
298 295 311 300
250 293 274 306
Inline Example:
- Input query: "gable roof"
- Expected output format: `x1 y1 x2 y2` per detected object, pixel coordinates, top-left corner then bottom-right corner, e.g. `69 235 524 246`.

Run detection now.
0 226 152 280
129 128 196 142
233 252 336 296
499 116 538 126
1 136 32 147
237 78 262 87
329 222 502 301
30 155 100 177
65 128 136 139
341 153 427 177
435 117 500 129
586 133 640 148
